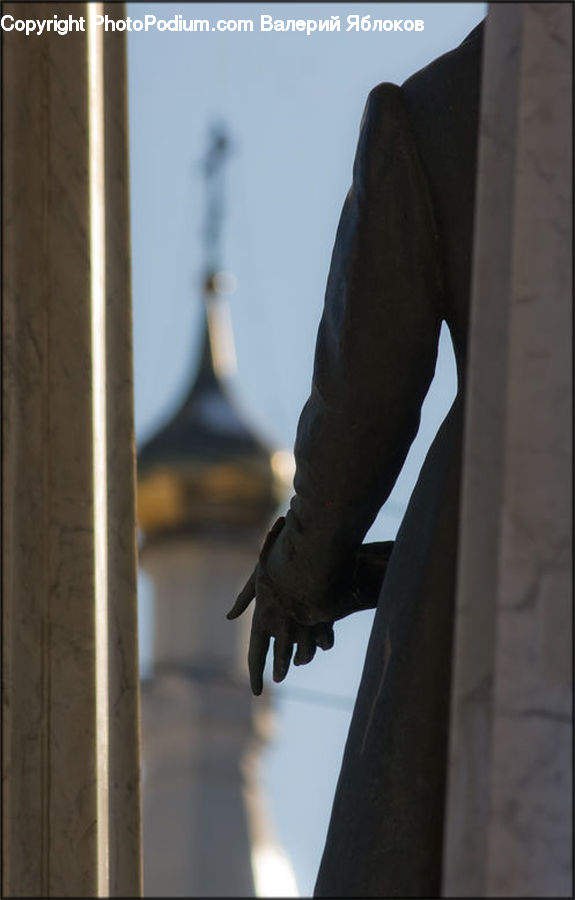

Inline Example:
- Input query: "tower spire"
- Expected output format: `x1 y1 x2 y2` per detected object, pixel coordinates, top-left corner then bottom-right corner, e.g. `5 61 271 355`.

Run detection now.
194 123 235 389
201 122 230 277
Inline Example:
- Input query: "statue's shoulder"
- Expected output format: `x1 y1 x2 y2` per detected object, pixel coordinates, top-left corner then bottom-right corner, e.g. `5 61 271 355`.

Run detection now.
402 20 484 99
359 21 485 136
398 19 484 148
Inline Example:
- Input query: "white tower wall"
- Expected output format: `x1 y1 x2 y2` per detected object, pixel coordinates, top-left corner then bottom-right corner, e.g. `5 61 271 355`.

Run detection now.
141 535 297 897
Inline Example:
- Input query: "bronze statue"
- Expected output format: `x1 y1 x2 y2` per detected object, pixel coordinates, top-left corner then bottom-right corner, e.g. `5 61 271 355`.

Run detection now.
228 21 484 896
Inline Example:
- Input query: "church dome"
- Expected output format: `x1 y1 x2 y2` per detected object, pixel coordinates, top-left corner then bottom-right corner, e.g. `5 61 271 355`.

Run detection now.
137 286 293 544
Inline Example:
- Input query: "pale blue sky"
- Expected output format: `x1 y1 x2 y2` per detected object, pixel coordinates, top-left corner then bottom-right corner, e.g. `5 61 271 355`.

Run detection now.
128 3 486 893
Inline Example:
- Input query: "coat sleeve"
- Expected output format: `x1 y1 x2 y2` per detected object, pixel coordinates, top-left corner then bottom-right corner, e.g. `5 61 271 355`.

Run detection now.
264 82 446 625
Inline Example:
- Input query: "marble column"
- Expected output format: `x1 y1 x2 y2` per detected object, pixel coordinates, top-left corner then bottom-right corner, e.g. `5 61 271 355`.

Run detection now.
442 3 572 897
3 3 142 896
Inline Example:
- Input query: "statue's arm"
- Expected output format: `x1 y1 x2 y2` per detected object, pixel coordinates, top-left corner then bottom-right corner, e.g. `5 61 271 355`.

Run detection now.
263 82 446 625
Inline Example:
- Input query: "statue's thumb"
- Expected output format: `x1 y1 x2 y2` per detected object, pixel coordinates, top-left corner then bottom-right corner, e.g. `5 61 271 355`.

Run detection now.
226 570 256 619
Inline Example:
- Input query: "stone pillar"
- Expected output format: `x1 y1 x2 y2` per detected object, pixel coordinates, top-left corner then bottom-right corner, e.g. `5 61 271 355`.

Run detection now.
443 3 572 897
2 3 142 896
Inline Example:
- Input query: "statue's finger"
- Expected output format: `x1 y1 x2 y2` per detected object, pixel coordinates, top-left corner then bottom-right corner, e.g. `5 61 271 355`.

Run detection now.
294 628 316 666
273 633 294 683
314 622 335 651
226 569 257 619
248 626 270 696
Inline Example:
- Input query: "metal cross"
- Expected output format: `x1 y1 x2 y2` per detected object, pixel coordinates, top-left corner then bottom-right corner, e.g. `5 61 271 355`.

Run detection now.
201 122 231 276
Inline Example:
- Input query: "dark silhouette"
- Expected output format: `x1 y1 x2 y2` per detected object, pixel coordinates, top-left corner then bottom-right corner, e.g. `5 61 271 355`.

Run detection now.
228 21 484 896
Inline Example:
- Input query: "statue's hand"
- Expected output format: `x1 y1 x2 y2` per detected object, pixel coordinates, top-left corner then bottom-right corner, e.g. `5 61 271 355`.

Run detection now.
227 518 334 695
228 571 334 695
227 518 394 694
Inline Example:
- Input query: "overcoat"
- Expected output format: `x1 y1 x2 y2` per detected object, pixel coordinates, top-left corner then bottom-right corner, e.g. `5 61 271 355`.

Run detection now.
258 22 485 897
316 25 483 897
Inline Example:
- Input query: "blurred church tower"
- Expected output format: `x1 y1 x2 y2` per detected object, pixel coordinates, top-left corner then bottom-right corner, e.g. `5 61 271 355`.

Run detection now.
136 126 297 897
